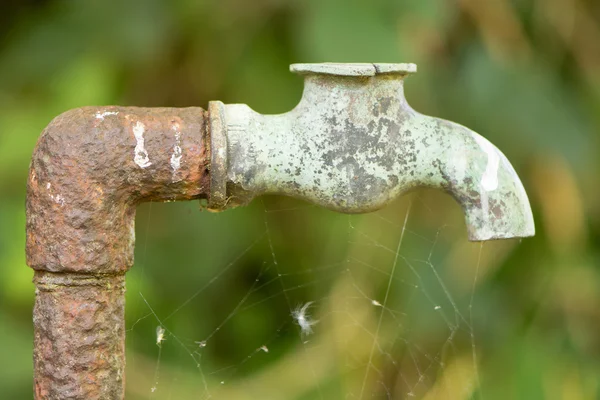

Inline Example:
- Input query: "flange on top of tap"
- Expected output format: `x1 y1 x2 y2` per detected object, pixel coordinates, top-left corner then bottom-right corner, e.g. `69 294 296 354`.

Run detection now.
290 63 417 76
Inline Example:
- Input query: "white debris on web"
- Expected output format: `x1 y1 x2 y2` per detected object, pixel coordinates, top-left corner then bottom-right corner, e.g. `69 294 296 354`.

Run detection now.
156 326 166 346
292 301 318 337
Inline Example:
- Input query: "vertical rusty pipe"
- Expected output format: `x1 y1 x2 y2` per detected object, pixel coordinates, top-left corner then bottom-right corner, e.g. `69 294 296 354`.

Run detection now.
26 107 210 399
33 272 126 399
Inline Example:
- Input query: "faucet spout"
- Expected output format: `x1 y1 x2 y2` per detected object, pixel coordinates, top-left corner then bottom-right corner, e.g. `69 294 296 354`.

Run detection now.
403 111 535 240
208 63 534 240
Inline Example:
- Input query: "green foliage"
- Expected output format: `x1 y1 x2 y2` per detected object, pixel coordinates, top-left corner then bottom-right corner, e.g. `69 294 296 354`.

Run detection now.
1 0 599 398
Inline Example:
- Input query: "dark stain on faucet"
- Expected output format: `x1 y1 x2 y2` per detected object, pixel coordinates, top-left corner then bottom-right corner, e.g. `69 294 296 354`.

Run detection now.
492 202 504 219
372 96 393 117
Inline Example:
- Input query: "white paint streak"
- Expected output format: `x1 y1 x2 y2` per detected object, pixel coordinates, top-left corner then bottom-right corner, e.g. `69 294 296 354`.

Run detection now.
95 111 119 121
51 194 65 206
133 121 152 168
472 134 499 191
170 124 182 181
46 183 65 206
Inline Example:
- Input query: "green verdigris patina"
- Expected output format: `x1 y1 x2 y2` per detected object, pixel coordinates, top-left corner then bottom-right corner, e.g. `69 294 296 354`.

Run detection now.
208 63 534 241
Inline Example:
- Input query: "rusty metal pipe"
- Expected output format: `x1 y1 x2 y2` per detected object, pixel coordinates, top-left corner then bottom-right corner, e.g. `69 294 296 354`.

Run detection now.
33 272 126 399
26 106 210 399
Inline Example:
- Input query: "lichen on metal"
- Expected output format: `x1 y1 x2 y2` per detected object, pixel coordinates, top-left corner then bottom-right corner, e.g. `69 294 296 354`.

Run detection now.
207 63 535 240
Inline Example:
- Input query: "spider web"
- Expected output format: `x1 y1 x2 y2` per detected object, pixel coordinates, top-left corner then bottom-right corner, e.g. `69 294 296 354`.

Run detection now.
125 190 516 399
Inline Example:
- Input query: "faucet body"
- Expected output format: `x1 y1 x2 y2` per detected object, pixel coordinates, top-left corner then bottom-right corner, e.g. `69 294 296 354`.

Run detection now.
25 63 534 399
209 63 534 240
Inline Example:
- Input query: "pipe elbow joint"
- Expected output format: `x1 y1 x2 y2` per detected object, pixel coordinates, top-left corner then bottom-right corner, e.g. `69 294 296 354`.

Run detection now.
26 106 210 273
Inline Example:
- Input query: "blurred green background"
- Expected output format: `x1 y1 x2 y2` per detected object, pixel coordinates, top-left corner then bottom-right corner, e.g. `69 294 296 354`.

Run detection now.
1 0 599 399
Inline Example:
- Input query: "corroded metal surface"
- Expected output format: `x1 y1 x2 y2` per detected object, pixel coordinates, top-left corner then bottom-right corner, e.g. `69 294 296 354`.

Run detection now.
213 63 535 240
207 101 228 210
33 272 125 400
26 106 210 399
26 106 210 273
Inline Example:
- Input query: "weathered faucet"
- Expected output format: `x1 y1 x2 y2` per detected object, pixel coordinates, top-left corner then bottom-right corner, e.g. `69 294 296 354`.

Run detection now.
26 63 534 399
209 63 534 240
